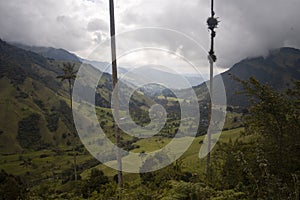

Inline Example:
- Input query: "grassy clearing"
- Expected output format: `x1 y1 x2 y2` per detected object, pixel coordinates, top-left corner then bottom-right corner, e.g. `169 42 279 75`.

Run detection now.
0 127 244 192
182 128 243 173
80 127 244 181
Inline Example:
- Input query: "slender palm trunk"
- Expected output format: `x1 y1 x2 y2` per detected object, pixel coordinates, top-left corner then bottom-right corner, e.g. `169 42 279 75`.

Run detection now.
206 0 217 177
206 58 213 176
69 80 77 182
109 0 123 190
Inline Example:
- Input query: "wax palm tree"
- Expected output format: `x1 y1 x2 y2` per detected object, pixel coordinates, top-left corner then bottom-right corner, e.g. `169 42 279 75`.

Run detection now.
206 0 219 177
109 0 123 190
57 62 78 181
57 63 77 110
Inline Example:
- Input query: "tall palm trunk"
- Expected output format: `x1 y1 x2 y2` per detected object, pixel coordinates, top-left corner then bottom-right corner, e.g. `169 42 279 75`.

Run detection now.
206 0 218 177
109 0 123 189
56 62 77 182
206 58 213 176
69 79 77 182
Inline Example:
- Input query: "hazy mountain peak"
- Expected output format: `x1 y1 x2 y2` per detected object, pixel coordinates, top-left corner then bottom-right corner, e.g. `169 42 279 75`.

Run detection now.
11 42 80 62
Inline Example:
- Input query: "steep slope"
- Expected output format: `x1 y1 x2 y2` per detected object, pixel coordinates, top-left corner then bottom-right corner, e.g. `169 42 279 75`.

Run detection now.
221 47 300 106
0 40 113 153
13 43 80 62
0 40 154 153
191 47 300 107
0 39 74 153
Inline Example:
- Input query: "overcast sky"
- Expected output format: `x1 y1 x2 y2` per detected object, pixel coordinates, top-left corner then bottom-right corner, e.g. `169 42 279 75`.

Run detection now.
1 0 300 74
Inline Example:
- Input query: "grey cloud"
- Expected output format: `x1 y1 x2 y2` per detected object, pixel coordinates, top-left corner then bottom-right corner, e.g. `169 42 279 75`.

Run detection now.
0 0 97 52
87 18 108 32
0 0 300 71
92 31 104 43
118 0 300 68
214 0 300 67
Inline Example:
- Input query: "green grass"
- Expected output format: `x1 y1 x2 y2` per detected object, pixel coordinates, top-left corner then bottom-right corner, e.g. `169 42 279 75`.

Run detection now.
223 112 243 130
182 128 243 173
131 137 172 153
0 75 245 190
80 127 244 180
0 126 245 199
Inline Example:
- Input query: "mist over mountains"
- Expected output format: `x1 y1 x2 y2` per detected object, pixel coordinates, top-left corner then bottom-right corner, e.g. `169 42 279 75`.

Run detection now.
1 38 300 153
218 47 300 106
6 40 300 105
13 42 206 88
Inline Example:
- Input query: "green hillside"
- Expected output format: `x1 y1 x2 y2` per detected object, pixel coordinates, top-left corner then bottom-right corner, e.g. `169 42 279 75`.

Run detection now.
0 40 153 153
13 43 81 62
1 39 185 156
189 47 300 107
1 39 299 199
0 39 72 153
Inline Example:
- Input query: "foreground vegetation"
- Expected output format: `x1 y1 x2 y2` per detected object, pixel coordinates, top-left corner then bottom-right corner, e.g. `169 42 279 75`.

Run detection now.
1 79 300 199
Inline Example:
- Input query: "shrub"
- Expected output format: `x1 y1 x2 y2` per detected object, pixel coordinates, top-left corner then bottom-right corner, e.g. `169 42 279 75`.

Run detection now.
17 113 41 148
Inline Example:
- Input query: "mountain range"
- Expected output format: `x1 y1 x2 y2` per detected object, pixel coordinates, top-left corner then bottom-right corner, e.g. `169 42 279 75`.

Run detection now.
217 47 300 106
13 43 81 62
1 39 300 153
12 43 206 88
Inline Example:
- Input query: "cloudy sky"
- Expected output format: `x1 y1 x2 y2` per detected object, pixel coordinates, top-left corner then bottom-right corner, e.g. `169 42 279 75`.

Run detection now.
1 0 300 74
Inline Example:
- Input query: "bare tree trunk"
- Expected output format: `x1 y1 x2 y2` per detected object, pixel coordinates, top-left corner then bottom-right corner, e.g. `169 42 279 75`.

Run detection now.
206 58 213 176
109 0 123 190
69 80 77 182
206 0 216 178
